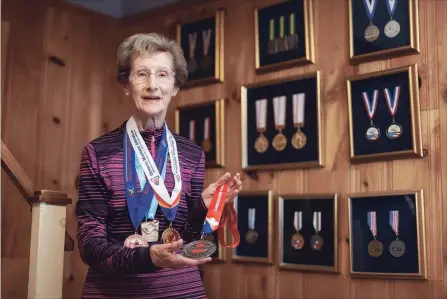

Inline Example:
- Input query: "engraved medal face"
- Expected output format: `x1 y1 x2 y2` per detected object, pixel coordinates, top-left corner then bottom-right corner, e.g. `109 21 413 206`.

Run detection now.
291 233 305 250
384 20 401 38
364 24 380 42
386 123 403 140
124 234 149 248
245 230 258 244
272 132 287 151
368 239 383 257
310 234 324 251
389 239 406 257
292 131 307 150
182 240 217 259
255 135 269 153
162 227 181 244
366 126 380 141
141 220 159 243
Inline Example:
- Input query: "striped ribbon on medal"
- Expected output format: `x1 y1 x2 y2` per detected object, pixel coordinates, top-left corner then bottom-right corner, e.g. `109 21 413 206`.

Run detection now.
389 210 399 237
294 211 302 232
384 86 401 118
385 0 398 18
313 211 321 233
367 211 377 238
363 0 378 21
362 90 379 121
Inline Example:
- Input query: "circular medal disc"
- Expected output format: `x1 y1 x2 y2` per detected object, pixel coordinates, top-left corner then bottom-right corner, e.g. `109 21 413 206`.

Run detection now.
124 234 149 248
366 126 380 141
368 239 383 257
389 239 406 257
162 227 181 244
182 239 217 259
245 230 258 244
310 234 324 251
201 138 212 153
187 59 198 73
384 20 401 38
201 55 212 70
255 134 269 153
364 24 380 42
272 132 287 151
386 122 403 140
291 233 305 250
292 130 307 150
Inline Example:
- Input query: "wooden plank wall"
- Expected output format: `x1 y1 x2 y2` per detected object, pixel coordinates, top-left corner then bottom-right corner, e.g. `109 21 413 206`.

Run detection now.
117 0 447 299
1 0 121 298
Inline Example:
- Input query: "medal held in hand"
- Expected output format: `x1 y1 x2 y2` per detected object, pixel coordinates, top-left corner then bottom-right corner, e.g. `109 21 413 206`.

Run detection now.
384 0 400 38
367 211 383 257
291 93 307 150
310 211 324 251
187 32 198 73
362 0 380 42
389 210 405 257
245 208 258 244
254 99 269 153
201 117 212 153
362 90 380 141
291 211 304 250
272 96 288 151
384 86 403 140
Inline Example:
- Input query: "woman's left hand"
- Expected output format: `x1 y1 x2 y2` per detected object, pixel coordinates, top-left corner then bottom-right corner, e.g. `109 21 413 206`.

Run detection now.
201 172 242 209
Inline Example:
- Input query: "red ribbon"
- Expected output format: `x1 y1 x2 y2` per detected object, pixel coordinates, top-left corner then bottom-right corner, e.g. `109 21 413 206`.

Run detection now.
218 197 240 248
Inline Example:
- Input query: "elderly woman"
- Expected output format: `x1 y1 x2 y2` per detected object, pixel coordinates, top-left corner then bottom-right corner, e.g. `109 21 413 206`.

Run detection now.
76 32 242 299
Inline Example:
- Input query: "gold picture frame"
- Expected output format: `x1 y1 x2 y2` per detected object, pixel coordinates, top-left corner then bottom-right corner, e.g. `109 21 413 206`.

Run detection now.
348 189 427 280
278 193 339 273
231 190 274 264
241 71 324 171
174 98 225 168
254 0 315 73
176 9 224 87
346 64 423 163
348 0 420 63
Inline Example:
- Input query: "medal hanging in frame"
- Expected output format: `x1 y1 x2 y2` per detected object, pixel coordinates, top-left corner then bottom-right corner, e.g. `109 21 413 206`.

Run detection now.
362 90 380 141
201 117 212 153
187 32 198 73
367 211 383 257
246 208 258 244
291 211 304 250
272 96 287 151
254 99 269 154
362 0 380 42
389 210 405 257
268 19 278 55
384 86 403 140
286 13 299 51
189 120 196 143
384 0 400 38
201 28 212 70
292 93 307 150
310 211 324 251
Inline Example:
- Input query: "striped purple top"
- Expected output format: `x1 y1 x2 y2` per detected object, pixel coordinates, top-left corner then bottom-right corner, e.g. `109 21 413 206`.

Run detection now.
76 122 208 299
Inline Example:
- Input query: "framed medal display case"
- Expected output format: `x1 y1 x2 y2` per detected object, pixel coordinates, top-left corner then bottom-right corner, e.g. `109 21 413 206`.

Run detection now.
346 64 423 163
254 0 315 72
231 190 274 264
241 72 323 171
348 190 427 279
278 194 339 273
174 99 225 168
348 0 420 63
176 9 224 87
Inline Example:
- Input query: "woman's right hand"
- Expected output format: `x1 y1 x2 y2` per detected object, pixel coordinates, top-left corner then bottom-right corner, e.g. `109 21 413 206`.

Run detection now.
149 239 212 269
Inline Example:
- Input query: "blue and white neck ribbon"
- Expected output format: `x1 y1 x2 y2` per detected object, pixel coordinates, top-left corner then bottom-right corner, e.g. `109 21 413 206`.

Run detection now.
363 0 378 22
385 0 398 19
362 90 379 121
384 86 401 119
389 210 399 238
367 211 377 238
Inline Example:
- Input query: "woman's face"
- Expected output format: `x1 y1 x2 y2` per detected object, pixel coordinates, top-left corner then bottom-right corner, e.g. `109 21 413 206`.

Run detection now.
126 51 178 120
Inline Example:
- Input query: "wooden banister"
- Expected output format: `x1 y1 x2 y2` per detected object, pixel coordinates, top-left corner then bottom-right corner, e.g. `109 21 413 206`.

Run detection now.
1 140 74 251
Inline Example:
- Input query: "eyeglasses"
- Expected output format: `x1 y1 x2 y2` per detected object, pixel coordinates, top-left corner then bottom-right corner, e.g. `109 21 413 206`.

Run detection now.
131 68 176 84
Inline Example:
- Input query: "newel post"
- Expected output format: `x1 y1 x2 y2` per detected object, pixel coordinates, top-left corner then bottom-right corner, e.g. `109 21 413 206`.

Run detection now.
27 190 72 299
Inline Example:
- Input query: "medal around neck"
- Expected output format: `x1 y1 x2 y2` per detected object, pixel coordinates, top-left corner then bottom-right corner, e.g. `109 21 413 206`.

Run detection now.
384 86 403 140
367 211 383 257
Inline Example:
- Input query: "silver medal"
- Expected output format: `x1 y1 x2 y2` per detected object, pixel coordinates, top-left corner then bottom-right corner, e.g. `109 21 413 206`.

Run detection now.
384 20 400 38
141 220 159 242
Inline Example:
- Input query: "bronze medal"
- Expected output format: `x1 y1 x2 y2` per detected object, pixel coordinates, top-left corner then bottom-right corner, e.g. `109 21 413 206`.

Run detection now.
310 234 324 251
292 130 307 150
182 239 217 259
162 227 181 244
245 230 258 244
291 233 304 250
255 134 269 153
272 132 287 151
124 234 148 248
364 24 380 42
368 239 383 257
201 138 212 153
389 239 406 257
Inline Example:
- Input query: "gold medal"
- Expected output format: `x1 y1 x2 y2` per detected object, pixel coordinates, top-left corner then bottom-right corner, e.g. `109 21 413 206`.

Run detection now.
255 133 269 153
368 239 383 257
162 225 181 244
291 233 304 250
272 130 287 151
292 129 307 150
292 93 306 149
272 95 287 151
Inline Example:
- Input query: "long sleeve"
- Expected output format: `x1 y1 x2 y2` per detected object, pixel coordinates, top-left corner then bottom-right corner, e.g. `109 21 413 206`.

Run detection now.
76 144 159 274
183 150 208 243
